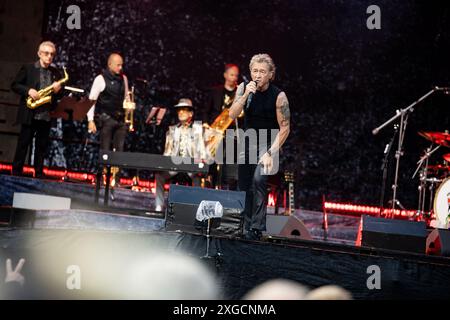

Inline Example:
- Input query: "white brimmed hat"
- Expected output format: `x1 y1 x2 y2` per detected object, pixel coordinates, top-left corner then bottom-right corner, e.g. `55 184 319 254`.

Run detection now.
174 98 194 110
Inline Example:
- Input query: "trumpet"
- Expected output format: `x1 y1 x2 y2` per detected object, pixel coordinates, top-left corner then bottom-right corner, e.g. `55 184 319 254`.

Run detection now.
123 86 136 132
27 67 69 109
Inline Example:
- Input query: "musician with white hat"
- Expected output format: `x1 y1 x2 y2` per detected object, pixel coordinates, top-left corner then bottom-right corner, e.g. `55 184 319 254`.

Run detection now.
154 98 208 212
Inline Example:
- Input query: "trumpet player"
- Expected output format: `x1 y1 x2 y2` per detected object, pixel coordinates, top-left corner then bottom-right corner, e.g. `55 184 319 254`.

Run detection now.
87 53 132 186
10 41 63 178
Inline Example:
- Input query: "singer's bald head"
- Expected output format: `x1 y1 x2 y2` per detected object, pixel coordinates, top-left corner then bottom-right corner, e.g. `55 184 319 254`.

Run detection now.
107 53 123 75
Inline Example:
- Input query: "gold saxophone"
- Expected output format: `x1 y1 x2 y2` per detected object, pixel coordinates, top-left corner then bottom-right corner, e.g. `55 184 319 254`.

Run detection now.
27 67 68 109
205 96 244 157
123 86 136 132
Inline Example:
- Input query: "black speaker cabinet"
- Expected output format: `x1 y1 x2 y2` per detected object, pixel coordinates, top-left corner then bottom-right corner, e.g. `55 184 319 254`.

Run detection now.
361 215 427 254
166 184 246 235
426 229 450 257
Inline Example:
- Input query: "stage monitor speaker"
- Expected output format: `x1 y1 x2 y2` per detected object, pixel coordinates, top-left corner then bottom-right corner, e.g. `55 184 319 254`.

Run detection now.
360 215 427 254
265 214 312 240
13 192 71 210
426 229 450 257
166 184 246 235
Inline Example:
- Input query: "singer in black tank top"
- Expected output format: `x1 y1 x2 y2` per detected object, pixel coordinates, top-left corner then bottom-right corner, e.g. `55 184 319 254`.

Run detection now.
228 54 291 241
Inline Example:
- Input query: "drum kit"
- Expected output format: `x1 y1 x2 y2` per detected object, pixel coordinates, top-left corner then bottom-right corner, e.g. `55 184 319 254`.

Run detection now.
372 87 450 227
415 131 450 228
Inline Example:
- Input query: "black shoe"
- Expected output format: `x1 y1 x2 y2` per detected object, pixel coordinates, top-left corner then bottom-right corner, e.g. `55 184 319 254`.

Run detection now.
244 229 262 241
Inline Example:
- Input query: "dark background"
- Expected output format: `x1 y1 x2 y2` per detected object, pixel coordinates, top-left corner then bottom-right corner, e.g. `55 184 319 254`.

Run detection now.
42 0 450 210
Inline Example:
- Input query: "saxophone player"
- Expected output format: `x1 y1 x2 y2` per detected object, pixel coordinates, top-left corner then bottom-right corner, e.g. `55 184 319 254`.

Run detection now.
10 41 63 178
201 63 240 188
201 63 239 124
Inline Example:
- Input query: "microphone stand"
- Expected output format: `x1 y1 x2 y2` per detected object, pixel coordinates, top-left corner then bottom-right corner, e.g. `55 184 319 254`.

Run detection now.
378 124 399 217
372 87 440 216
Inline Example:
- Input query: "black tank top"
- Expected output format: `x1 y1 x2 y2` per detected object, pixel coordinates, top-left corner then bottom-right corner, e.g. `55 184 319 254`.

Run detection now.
243 83 281 154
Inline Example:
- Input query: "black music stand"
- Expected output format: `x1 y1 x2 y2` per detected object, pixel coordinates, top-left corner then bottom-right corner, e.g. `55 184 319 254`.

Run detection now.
50 96 96 121
50 97 96 179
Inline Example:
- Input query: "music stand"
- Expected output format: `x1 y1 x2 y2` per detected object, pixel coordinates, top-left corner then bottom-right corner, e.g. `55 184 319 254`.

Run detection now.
50 96 96 121
145 106 167 125
50 96 96 181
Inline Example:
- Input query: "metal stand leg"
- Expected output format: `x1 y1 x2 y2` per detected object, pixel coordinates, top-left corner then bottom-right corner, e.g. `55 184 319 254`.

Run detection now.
104 166 111 206
379 125 399 217
391 111 408 216
204 219 211 258
416 176 425 219
95 167 102 204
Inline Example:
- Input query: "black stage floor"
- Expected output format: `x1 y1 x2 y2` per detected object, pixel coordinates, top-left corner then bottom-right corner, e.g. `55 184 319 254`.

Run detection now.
1 174 449 299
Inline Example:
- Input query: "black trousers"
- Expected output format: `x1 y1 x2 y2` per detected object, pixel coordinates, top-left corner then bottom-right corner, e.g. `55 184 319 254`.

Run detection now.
97 113 127 152
13 119 51 176
238 163 269 232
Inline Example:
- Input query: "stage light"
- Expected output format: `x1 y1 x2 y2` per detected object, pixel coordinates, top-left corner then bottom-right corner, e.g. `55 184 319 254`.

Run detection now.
268 193 276 207
323 201 417 219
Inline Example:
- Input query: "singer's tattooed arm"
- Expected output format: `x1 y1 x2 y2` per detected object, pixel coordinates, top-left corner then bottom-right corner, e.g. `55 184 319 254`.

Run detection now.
277 92 291 128
229 82 246 119
268 92 291 155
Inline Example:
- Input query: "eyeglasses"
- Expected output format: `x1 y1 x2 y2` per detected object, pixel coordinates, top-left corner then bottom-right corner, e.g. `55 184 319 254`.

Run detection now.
40 51 55 57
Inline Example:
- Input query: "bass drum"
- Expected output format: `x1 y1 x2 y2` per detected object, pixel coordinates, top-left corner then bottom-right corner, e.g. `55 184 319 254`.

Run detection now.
434 177 450 229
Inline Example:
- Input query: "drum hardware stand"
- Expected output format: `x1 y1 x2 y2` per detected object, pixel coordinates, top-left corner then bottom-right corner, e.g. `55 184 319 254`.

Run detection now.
427 178 440 217
372 88 441 217
413 144 442 179
413 143 442 220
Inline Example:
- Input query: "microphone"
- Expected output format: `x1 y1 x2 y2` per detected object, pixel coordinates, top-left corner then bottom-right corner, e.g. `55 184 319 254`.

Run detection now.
245 80 258 111
436 86 450 94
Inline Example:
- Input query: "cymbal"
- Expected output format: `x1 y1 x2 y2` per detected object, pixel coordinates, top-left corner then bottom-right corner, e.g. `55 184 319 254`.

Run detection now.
419 131 450 147
444 153 450 162
426 164 450 172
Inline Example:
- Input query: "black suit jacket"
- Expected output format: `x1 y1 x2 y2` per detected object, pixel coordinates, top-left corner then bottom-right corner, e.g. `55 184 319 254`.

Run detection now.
11 62 62 125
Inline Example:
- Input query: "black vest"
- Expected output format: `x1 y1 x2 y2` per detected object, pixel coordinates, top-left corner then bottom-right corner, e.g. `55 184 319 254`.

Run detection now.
243 83 281 151
95 70 125 118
